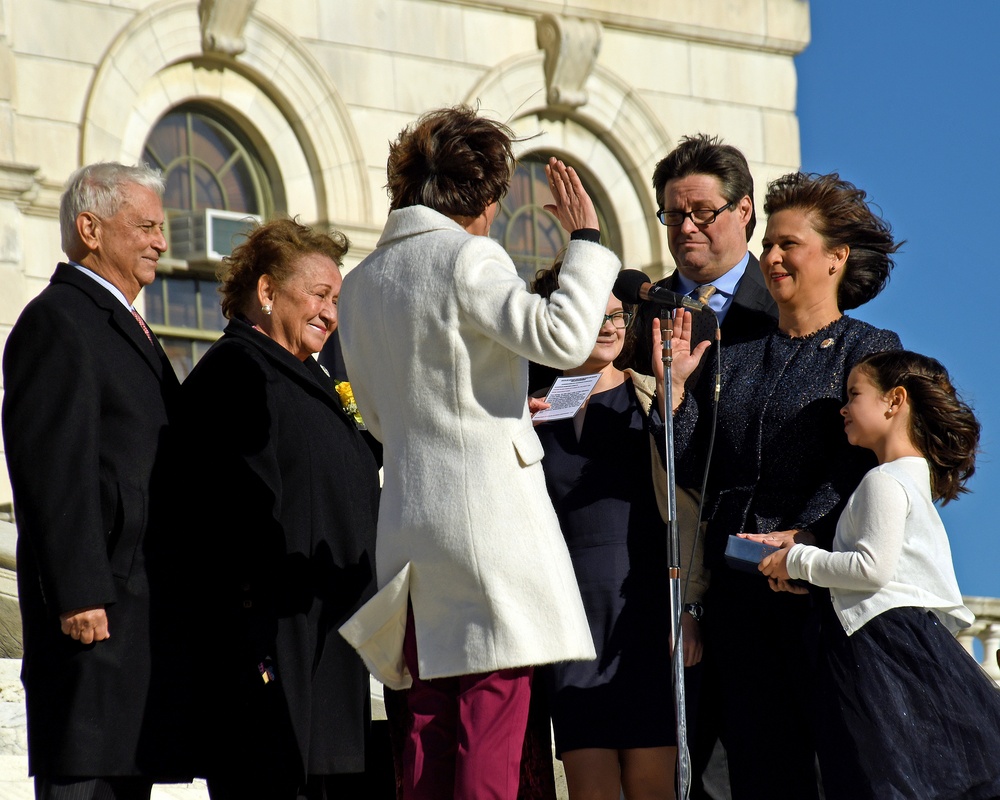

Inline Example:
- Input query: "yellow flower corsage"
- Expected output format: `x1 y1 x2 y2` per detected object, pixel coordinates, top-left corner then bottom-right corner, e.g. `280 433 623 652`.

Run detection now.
334 380 366 430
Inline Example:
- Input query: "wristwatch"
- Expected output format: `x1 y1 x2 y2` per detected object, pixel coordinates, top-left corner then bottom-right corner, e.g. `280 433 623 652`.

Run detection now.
683 602 704 622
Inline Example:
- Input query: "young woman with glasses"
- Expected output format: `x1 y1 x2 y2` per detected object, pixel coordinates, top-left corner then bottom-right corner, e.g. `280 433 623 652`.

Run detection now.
530 263 706 800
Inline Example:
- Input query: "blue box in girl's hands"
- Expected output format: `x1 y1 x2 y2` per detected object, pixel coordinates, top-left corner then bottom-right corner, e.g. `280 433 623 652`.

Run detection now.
724 535 779 574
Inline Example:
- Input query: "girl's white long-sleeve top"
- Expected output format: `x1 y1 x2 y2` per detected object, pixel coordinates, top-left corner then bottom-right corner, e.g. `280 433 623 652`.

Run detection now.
785 457 973 635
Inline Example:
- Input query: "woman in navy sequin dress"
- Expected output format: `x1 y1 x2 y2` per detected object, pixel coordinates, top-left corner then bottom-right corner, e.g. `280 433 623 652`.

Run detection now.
668 173 902 800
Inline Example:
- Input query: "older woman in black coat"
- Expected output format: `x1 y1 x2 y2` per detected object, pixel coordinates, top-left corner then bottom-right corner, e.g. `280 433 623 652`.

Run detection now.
178 218 380 800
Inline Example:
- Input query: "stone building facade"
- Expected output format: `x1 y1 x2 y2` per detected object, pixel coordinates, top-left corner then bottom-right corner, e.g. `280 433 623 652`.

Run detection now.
0 9 998 790
0 0 811 504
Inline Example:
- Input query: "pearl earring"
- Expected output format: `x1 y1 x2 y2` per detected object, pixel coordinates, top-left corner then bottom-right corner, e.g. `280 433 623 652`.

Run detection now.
262 304 272 315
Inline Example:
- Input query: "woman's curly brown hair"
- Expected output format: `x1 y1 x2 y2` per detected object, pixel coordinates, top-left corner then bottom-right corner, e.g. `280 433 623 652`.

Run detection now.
218 217 349 320
765 172 902 311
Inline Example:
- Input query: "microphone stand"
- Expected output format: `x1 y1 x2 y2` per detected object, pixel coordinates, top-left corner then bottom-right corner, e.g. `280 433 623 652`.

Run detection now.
613 270 718 798
658 307 691 800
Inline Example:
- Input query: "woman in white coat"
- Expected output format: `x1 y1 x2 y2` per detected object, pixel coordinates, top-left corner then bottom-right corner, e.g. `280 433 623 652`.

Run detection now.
337 105 621 800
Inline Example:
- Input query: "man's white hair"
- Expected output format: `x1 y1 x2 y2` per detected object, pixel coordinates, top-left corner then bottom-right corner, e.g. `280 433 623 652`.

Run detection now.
59 162 165 253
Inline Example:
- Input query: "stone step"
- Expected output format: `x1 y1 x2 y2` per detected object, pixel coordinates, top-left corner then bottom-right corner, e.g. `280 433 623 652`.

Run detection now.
0 658 567 798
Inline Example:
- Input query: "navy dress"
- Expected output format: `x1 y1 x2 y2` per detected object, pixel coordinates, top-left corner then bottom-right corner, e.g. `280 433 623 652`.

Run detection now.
536 378 674 755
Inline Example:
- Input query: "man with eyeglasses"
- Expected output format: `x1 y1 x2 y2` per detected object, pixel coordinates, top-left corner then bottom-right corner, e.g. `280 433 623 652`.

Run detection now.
628 133 777 369
625 134 778 800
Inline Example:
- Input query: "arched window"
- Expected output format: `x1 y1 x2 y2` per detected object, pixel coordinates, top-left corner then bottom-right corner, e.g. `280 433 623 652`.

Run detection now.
145 105 271 220
491 156 616 285
141 105 274 378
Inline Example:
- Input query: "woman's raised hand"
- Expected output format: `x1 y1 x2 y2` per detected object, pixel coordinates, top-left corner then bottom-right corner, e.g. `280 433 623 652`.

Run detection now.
544 157 599 233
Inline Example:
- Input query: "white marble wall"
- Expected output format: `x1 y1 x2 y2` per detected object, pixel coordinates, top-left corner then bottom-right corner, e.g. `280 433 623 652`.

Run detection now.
0 0 809 506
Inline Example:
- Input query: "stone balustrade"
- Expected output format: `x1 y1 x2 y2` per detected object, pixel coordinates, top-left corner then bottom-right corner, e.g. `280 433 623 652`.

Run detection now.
958 596 1000 684
0 522 19 660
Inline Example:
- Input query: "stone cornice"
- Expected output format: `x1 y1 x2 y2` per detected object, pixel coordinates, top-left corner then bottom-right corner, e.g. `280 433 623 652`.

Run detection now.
436 0 810 55
0 162 59 218
0 162 38 203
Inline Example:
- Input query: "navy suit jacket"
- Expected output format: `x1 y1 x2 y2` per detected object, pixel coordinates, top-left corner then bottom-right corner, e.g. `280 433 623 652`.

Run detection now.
625 253 778 373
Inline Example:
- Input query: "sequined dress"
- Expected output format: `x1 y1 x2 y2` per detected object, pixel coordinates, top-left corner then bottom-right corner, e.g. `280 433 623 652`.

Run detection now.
673 315 901 800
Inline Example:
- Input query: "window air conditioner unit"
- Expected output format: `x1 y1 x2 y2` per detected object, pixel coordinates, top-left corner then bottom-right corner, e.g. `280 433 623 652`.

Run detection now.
170 209 261 261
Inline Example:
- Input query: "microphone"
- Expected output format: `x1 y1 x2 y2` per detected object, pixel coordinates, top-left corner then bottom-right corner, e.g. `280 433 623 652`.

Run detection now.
612 270 707 312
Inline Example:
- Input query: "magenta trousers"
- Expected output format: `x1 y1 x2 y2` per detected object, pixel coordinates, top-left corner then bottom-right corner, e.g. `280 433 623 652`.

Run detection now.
401 604 533 800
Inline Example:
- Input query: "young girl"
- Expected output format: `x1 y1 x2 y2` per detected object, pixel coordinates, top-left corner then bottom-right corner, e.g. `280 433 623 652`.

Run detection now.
748 349 1000 800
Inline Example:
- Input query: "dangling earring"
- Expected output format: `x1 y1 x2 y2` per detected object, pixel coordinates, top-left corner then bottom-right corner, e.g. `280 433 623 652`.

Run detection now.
262 304 272 315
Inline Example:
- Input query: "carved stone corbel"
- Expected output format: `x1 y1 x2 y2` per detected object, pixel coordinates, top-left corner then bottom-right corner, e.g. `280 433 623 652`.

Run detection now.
0 161 40 207
535 14 603 110
198 0 257 57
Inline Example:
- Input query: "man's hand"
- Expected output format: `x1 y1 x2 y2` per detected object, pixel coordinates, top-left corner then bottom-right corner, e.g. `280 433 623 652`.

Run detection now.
59 606 110 644
681 612 704 667
655 311 712 413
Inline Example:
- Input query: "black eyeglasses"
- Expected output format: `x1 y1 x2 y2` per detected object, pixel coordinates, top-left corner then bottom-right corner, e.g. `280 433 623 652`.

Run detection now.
601 311 633 330
656 201 734 227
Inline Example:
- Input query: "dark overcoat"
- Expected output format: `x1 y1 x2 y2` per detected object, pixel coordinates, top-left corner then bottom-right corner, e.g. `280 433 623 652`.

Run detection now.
2 263 179 776
177 318 379 781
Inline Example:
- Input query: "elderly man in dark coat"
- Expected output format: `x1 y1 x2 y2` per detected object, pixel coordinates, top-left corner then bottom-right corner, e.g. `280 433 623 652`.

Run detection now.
2 162 179 800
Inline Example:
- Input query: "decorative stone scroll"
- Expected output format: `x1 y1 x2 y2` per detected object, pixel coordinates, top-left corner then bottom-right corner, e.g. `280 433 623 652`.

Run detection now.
535 13 603 110
198 0 257 57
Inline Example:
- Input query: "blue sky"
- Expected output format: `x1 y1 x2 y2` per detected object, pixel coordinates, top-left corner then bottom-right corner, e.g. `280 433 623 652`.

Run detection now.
796 2 1000 598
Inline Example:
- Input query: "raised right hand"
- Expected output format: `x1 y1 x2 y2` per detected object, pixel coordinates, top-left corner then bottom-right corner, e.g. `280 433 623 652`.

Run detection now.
543 157 600 233
654 310 711 412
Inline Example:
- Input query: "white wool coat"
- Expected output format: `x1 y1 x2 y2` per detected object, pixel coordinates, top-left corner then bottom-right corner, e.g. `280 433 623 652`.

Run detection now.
338 205 620 688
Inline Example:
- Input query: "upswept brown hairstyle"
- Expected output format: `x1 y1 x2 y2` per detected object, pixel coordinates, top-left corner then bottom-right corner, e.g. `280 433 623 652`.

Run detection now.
386 105 516 218
764 172 902 311
218 217 349 319
855 350 980 504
